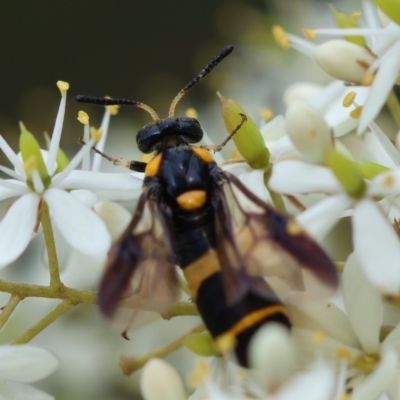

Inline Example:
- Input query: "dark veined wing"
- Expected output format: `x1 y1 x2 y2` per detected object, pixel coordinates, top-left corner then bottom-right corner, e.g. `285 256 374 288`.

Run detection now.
211 170 339 304
98 189 179 322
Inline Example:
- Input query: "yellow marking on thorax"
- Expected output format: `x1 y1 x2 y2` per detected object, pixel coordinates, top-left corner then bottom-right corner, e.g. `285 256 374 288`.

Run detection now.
183 249 221 299
191 147 214 163
144 153 163 177
176 190 207 211
217 305 288 340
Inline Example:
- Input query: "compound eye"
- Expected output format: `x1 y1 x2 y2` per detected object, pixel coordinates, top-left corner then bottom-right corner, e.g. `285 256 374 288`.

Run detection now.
136 124 161 153
178 118 203 143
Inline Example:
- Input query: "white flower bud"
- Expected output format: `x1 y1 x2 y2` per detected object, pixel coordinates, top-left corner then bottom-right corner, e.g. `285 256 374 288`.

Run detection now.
313 40 375 83
141 359 186 400
285 100 333 163
248 323 295 393
283 82 323 108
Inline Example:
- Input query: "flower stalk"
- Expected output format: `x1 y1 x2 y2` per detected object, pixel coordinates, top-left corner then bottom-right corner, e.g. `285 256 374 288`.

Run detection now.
120 323 206 376
40 201 62 289
0 295 21 330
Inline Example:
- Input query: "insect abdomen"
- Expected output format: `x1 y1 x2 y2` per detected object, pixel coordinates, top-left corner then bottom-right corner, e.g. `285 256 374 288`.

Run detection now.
194 271 291 367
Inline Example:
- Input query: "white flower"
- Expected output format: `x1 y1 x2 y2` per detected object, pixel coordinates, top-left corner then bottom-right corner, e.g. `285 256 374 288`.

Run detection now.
0 345 58 400
0 82 142 268
305 2 400 133
288 253 400 398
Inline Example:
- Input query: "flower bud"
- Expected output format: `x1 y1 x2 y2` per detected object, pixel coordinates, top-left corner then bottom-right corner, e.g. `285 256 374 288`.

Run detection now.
325 148 366 197
329 4 366 46
19 123 51 187
313 40 375 84
357 161 390 180
141 359 186 400
285 100 333 164
374 0 400 25
218 92 270 169
182 331 220 357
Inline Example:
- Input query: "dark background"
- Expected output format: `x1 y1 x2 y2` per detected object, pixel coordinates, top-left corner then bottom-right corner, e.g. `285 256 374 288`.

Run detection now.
0 0 278 153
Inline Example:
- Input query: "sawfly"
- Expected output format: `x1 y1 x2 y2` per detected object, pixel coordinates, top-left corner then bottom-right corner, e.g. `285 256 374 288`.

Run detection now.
75 45 338 366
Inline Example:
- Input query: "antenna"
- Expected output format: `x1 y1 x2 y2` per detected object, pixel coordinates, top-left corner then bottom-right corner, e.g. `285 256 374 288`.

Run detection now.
74 95 160 121
168 45 234 118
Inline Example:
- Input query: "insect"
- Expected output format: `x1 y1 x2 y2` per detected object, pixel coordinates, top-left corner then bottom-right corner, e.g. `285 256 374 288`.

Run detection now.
75 45 338 367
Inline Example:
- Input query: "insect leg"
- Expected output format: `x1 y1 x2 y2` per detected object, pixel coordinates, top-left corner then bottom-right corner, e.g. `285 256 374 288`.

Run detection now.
200 113 247 152
78 138 147 172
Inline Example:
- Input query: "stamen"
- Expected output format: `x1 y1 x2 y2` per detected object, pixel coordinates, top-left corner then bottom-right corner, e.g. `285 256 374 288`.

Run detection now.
303 28 317 40
186 108 198 118
77 111 89 125
259 107 274 121
272 25 291 50
350 106 363 119
336 347 353 361
90 127 103 143
362 72 374 86
343 92 357 107
57 80 69 96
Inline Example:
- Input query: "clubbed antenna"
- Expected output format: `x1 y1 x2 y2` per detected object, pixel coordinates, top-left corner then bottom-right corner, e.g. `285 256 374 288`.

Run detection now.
74 95 160 121
168 45 234 118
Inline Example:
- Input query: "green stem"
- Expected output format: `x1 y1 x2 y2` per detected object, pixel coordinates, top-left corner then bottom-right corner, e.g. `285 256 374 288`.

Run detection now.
120 323 205 375
41 201 62 289
10 301 73 344
161 301 199 320
0 279 96 304
386 90 400 130
264 168 286 212
0 295 21 329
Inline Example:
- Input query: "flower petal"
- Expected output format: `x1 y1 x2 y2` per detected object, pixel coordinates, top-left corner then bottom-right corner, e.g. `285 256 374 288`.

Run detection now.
296 194 353 240
358 41 400 134
0 180 28 201
56 170 143 192
94 201 132 242
274 360 336 400
342 253 382 353
0 345 58 383
353 199 400 293
0 381 54 400
0 193 39 268
287 293 360 348
43 188 110 256
69 189 97 208
269 161 342 194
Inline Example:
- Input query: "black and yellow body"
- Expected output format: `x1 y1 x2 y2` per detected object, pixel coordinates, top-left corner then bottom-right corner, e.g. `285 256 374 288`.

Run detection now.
143 145 290 366
75 44 338 369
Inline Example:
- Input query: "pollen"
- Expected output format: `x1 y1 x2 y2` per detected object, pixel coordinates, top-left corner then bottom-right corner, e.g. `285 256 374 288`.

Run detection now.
286 220 302 236
350 106 363 119
259 107 274 121
312 330 326 344
336 347 353 361
57 80 70 95
343 92 357 107
352 353 380 374
272 25 291 50
382 174 395 188
186 108 198 118
187 359 209 388
351 11 362 22
90 127 103 142
77 111 89 125
302 28 317 40
362 72 374 86
104 96 120 115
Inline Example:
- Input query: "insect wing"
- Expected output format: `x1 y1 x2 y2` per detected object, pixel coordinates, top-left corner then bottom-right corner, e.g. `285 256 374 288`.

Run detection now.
211 170 338 303
98 190 179 321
